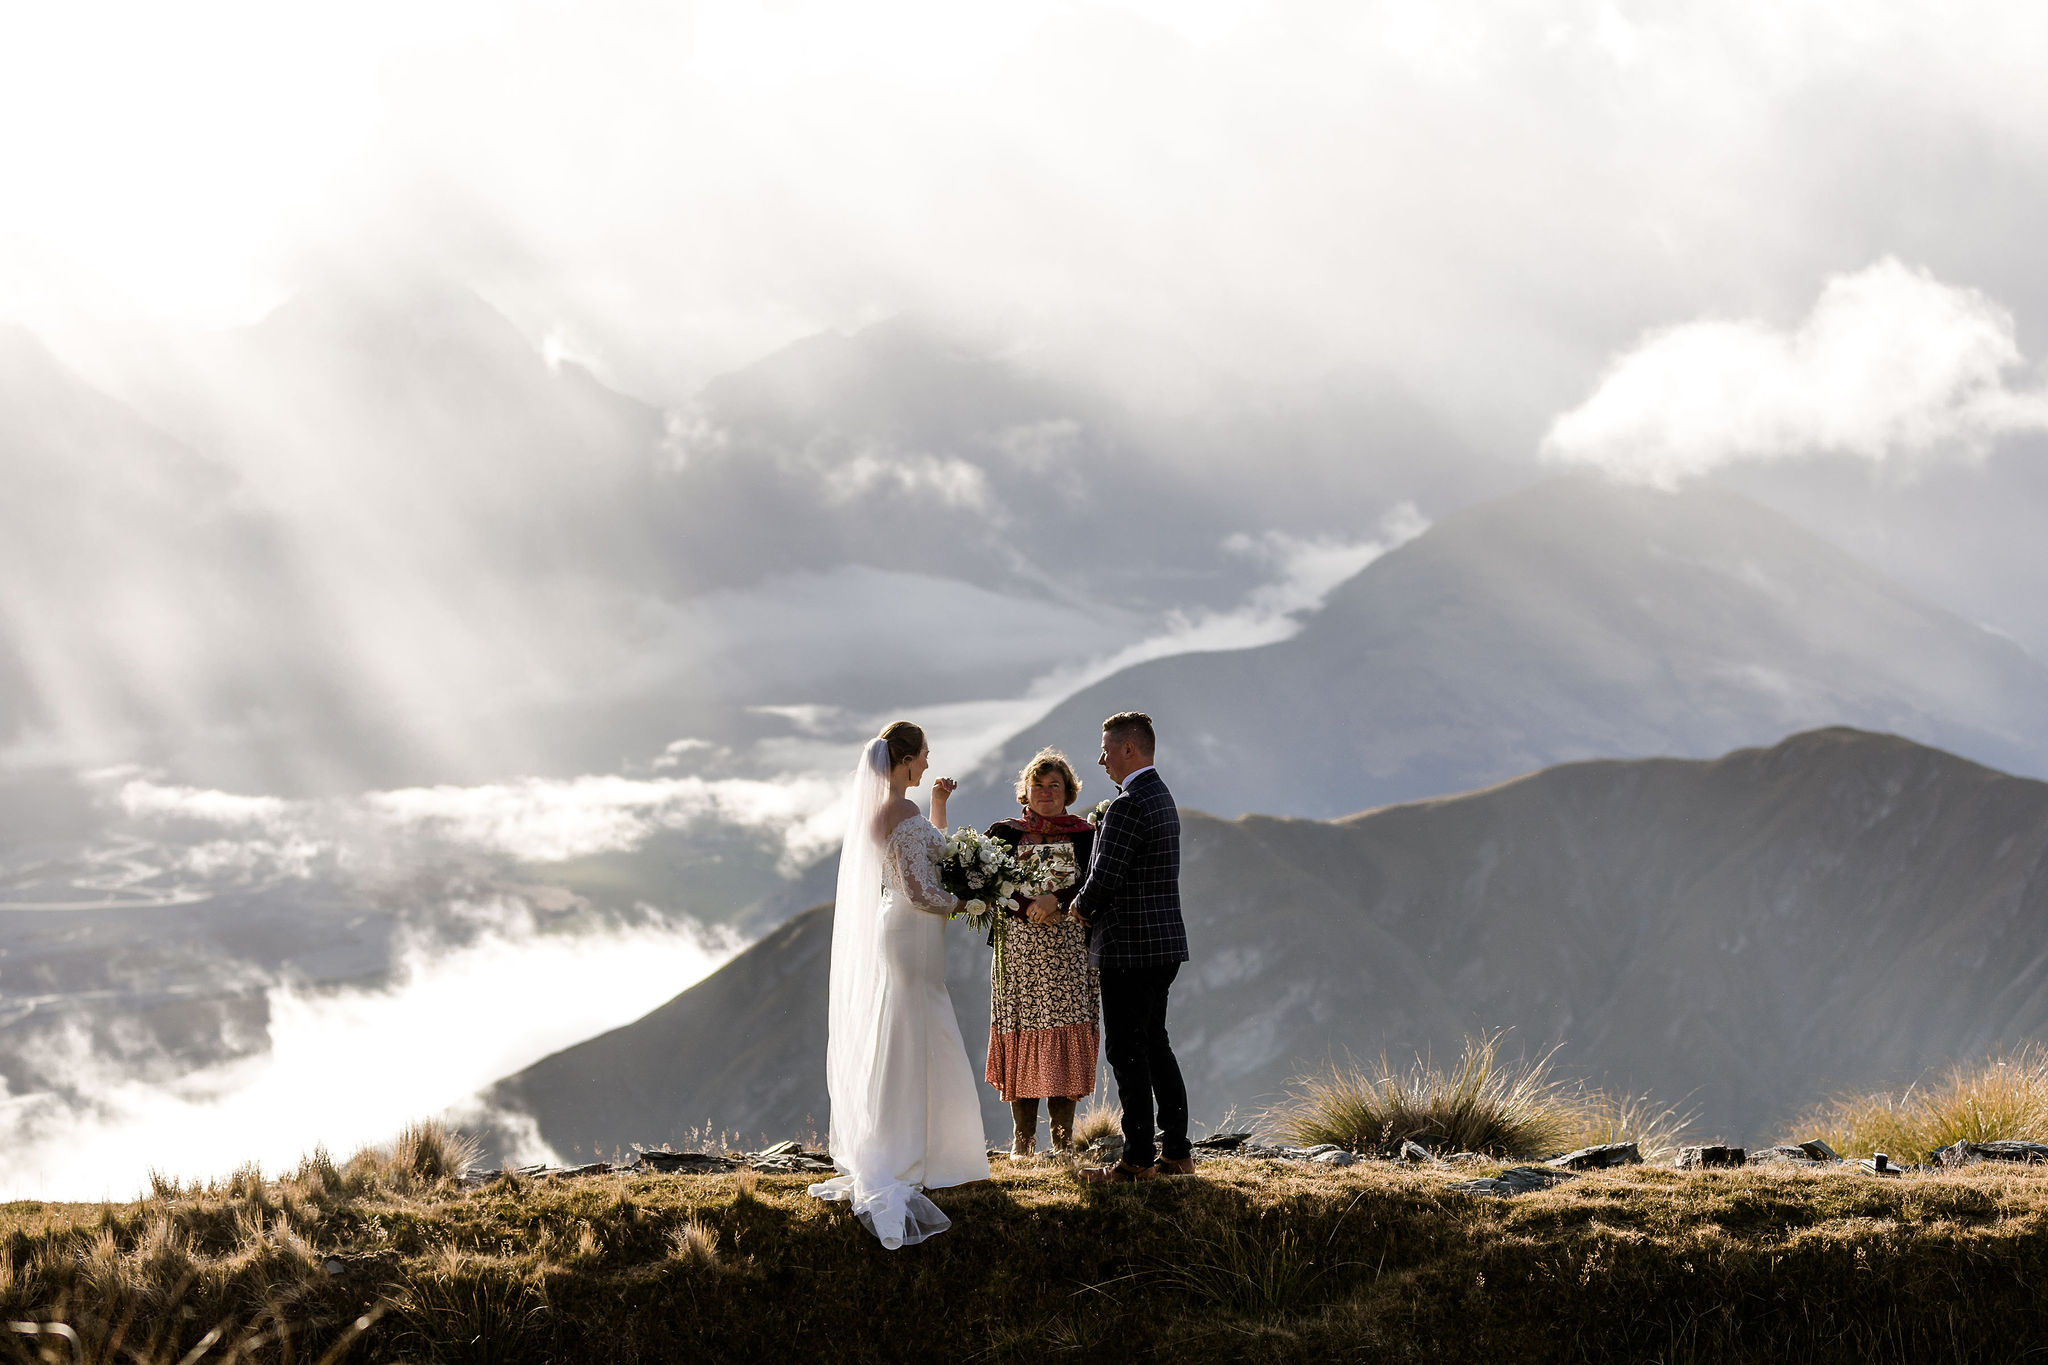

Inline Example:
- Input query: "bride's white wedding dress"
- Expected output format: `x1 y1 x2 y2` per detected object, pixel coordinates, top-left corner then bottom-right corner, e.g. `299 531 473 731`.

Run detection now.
808 742 990 1248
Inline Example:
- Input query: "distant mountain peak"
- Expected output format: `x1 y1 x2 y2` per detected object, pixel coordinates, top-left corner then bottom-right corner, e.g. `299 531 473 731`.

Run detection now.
965 475 2048 823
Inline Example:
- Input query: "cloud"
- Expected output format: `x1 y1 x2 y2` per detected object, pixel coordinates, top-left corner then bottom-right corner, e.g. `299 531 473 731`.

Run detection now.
823 451 992 510
0 908 738 1199
906 503 1433 778
16 0 2048 434
1542 259 2048 486
111 767 845 878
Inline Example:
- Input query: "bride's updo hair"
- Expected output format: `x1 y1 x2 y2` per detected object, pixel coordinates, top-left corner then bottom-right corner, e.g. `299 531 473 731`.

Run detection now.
1014 747 1081 809
879 720 926 770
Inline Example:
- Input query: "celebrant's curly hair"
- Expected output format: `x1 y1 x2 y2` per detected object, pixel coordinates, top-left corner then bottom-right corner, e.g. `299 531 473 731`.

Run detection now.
1014 747 1082 809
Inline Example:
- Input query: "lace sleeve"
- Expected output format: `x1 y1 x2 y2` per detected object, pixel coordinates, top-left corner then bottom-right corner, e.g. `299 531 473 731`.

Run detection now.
885 819 958 915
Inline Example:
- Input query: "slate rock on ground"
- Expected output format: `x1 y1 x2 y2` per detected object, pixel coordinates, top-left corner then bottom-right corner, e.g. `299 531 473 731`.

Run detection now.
1449 1166 1579 1197
1935 1139 2048 1168
1676 1145 1746 1169
1547 1142 1641 1171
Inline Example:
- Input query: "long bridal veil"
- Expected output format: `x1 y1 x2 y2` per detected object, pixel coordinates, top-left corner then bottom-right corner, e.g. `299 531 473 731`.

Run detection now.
806 737 954 1249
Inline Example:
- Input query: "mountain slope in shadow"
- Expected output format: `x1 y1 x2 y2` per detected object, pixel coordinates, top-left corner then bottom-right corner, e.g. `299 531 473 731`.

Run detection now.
483 727 2048 1154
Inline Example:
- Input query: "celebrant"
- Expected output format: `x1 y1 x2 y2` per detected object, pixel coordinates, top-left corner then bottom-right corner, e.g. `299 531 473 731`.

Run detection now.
982 748 1101 1158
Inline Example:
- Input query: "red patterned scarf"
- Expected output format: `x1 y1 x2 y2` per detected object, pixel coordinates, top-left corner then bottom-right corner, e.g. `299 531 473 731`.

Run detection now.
1014 810 1093 837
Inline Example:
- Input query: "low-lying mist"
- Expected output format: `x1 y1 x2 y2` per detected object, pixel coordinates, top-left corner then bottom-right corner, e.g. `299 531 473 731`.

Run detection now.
0 906 736 1201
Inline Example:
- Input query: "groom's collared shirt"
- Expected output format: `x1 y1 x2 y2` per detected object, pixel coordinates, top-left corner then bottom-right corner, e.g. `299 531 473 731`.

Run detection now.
1113 764 1155 793
1070 766 1188 969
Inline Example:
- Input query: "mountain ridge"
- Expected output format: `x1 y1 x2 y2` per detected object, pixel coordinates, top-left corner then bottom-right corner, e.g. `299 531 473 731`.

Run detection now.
480 726 2048 1155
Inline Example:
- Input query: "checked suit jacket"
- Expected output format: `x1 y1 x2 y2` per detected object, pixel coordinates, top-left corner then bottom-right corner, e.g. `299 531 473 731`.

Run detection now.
1069 767 1190 969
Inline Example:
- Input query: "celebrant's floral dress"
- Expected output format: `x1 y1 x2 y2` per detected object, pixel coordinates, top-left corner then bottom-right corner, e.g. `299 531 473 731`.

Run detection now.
983 815 1100 1101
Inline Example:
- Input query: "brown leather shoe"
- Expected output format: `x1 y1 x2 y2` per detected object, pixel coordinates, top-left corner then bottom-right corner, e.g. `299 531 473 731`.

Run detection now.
1156 1156 1198 1176
1078 1160 1156 1183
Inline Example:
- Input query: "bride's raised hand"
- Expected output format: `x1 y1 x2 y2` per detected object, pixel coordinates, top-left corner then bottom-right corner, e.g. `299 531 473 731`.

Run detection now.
930 776 958 826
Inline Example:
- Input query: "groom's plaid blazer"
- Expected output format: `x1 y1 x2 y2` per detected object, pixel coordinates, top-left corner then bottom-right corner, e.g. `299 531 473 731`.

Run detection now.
1070 767 1190 969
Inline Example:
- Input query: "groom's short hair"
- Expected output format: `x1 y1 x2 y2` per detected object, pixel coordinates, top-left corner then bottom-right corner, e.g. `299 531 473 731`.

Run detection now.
1102 711 1155 757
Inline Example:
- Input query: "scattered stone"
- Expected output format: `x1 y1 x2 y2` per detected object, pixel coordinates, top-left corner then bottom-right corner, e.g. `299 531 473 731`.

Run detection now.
1313 1149 1360 1167
1547 1142 1642 1171
752 1153 837 1174
1081 1135 1127 1163
1796 1139 1840 1163
1449 1166 1579 1197
757 1139 802 1159
1192 1131 1254 1151
323 1258 346 1277
1675 1145 1746 1170
1858 1153 1903 1177
1444 1152 1487 1165
1746 1146 1820 1165
1397 1141 1439 1164
636 1151 739 1174
1935 1139 2048 1168
547 1162 614 1180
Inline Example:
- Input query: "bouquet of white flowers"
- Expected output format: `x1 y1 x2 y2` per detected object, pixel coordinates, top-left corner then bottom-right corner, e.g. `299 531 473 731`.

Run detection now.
939 826 1051 988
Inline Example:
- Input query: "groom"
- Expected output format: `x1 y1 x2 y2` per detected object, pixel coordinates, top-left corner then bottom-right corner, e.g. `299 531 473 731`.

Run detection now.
1061 711 1193 1182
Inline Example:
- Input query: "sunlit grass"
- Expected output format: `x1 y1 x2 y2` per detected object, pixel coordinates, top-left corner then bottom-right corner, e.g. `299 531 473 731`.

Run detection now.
12 1130 2048 1362
1269 1033 1697 1161
1795 1043 2048 1160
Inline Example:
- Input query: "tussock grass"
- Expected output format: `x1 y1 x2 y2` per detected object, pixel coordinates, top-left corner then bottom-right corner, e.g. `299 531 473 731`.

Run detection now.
1570 1088 1700 1162
1074 1097 1123 1146
665 1219 720 1268
390 1119 483 1189
1273 1033 1575 1157
1795 1043 2048 1160
1146 1208 1342 1324
1271 1034 1697 1161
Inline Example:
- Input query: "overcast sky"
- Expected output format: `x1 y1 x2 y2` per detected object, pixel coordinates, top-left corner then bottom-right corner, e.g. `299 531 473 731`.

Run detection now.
5 1 2045 441
6 0 2048 759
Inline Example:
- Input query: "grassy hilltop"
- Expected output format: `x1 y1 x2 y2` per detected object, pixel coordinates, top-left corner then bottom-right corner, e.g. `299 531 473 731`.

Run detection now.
7 1148 2048 1365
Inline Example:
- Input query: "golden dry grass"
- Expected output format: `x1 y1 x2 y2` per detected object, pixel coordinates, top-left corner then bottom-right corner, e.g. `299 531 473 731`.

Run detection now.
10 1150 2048 1363
1270 1032 1696 1160
1073 1095 1124 1145
1795 1042 2048 1160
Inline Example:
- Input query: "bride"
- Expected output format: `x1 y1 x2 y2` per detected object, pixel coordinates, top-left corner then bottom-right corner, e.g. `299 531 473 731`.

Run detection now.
807 720 990 1248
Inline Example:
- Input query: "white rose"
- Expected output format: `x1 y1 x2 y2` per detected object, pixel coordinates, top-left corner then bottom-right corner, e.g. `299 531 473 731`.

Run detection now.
998 882 1015 900
964 899 986 916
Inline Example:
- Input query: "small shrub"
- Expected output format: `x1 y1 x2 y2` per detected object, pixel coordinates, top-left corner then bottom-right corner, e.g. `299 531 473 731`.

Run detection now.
1795 1043 2048 1159
1271 1032 1584 1159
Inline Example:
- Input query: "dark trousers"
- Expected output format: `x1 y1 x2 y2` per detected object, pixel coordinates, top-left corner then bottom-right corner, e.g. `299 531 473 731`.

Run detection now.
1099 962 1189 1167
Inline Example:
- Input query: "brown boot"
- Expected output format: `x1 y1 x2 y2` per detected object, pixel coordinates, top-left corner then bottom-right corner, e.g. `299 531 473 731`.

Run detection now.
1047 1098 1077 1154
1009 1099 1040 1159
